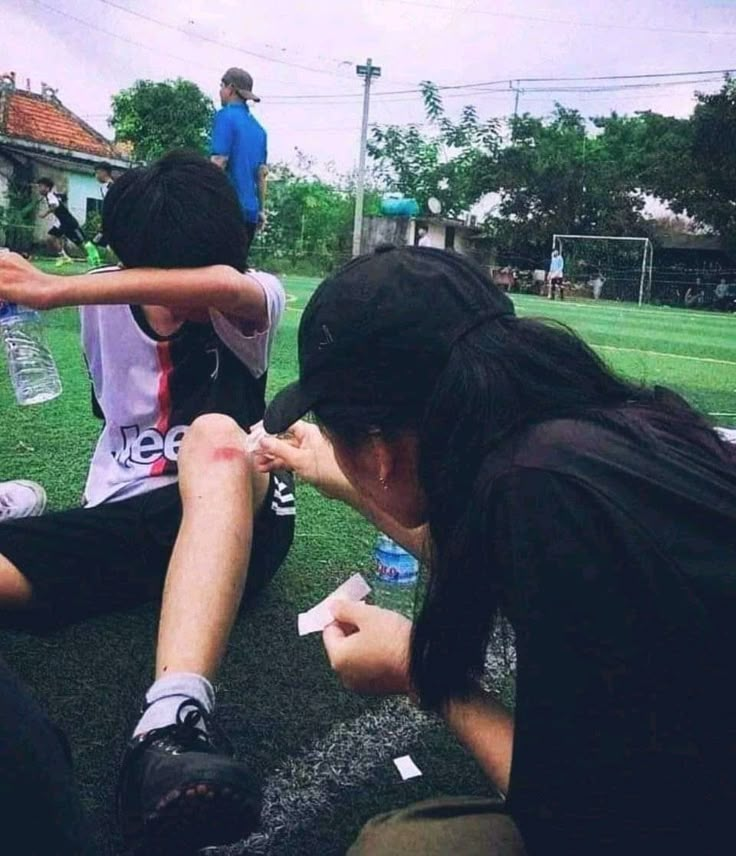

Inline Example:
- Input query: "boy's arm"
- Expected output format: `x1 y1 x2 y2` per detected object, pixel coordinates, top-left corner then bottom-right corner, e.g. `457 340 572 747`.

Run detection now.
0 253 267 326
257 165 268 225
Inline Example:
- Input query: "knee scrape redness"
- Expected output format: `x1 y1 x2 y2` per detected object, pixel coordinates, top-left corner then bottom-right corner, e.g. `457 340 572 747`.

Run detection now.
212 445 246 462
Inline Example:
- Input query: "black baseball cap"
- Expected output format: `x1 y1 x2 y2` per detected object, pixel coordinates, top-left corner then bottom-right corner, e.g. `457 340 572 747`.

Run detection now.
264 245 515 434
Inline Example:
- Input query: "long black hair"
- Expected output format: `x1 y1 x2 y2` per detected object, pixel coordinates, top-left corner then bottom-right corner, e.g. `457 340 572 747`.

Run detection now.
315 294 733 712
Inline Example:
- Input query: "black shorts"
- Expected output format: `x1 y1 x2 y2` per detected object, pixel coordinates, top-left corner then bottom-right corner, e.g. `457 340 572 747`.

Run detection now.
0 472 294 630
49 224 85 246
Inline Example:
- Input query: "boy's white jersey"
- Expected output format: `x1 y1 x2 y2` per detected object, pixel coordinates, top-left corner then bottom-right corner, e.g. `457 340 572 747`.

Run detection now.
81 269 285 507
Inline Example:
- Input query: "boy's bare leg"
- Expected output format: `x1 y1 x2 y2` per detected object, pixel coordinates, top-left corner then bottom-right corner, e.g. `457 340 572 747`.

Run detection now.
156 412 269 681
118 413 271 853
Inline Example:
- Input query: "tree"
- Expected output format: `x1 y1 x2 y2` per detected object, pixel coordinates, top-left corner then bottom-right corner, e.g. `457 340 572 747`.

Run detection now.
491 106 651 266
595 77 736 246
367 82 500 217
110 79 214 163
642 78 736 245
250 163 381 274
366 85 652 265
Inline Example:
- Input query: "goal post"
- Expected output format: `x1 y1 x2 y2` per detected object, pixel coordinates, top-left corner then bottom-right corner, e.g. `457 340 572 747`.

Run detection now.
552 234 654 306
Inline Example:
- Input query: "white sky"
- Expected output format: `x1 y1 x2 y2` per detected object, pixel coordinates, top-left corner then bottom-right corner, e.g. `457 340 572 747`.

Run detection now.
3 0 736 174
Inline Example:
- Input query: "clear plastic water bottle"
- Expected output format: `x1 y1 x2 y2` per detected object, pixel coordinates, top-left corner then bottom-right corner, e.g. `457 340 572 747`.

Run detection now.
373 534 419 586
0 302 62 405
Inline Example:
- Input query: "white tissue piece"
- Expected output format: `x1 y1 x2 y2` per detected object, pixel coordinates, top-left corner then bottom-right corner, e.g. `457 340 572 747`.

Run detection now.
393 755 423 781
716 427 736 445
297 573 371 636
243 421 269 454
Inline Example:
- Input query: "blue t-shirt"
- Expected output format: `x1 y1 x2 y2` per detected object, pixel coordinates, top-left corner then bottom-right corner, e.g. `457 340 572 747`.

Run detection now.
211 104 267 224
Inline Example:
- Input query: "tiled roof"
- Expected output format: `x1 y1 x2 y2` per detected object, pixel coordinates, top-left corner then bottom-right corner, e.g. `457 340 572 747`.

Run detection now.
0 89 115 158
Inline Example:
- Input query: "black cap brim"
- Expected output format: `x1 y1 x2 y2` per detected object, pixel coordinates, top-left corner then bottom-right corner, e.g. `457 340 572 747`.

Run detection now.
264 381 315 434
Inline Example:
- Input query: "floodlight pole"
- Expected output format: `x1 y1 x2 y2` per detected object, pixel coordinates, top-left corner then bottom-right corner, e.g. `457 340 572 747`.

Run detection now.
352 58 381 257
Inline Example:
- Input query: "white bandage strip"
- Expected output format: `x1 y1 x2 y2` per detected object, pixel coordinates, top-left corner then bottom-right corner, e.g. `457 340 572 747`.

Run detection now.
297 573 371 636
393 755 422 780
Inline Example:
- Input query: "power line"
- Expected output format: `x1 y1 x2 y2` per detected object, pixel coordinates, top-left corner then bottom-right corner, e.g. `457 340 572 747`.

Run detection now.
26 0 356 91
265 75 728 106
30 0 224 75
25 2 736 105
92 0 358 82
509 68 736 84
375 0 736 37
97 0 356 71
264 68 735 102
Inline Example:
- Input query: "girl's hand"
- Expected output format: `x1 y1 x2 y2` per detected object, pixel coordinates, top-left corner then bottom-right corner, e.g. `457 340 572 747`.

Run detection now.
322 600 413 696
255 420 353 502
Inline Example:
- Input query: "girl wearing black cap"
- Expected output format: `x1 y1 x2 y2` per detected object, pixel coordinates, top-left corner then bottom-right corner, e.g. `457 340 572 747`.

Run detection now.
258 247 736 856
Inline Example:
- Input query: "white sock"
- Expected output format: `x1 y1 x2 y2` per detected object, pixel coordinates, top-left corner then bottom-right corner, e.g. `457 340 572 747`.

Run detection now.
133 672 215 738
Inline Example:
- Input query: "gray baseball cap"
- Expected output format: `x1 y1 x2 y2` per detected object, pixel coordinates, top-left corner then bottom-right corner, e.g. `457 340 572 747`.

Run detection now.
222 67 261 102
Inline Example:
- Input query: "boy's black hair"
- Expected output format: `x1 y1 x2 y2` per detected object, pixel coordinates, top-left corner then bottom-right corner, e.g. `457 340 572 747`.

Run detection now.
102 150 247 271
95 162 113 175
37 177 54 190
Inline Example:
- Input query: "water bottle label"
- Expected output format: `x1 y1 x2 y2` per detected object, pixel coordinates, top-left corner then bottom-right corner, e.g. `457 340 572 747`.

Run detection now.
374 537 418 585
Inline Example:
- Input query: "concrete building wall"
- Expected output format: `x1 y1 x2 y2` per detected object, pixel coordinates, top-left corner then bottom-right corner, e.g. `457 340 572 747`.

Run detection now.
68 171 102 227
360 215 493 266
360 216 411 254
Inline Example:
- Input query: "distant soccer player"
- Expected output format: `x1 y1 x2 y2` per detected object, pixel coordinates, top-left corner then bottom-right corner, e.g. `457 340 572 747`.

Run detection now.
548 248 564 300
37 178 100 267
94 161 115 199
92 162 115 248
591 271 605 300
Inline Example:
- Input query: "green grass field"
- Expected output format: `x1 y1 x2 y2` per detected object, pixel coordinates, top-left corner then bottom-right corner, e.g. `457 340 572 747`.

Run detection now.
0 267 734 854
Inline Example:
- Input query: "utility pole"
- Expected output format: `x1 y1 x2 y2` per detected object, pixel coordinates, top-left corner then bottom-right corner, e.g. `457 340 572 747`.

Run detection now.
352 57 381 257
510 79 521 118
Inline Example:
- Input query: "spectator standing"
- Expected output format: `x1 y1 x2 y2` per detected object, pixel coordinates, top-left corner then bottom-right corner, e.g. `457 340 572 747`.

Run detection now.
211 68 267 262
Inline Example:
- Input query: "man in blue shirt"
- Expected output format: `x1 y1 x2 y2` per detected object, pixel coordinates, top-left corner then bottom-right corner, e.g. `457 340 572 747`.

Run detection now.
211 67 268 260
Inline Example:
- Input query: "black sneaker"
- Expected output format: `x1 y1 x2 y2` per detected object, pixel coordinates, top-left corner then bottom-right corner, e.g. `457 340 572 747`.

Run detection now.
117 698 261 855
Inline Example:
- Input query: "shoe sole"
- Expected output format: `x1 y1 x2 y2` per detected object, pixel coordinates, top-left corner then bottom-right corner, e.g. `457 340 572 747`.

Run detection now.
14 481 47 517
125 779 260 856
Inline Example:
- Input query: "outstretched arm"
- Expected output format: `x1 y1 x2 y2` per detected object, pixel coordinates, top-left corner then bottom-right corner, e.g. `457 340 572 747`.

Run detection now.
256 420 427 557
0 252 267 326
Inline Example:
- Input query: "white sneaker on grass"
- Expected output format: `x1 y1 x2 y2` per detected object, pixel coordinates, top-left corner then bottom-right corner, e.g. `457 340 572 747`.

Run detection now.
0 480 47 522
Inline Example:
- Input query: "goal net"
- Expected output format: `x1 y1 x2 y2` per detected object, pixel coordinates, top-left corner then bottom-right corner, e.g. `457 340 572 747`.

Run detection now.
551 234 653 305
